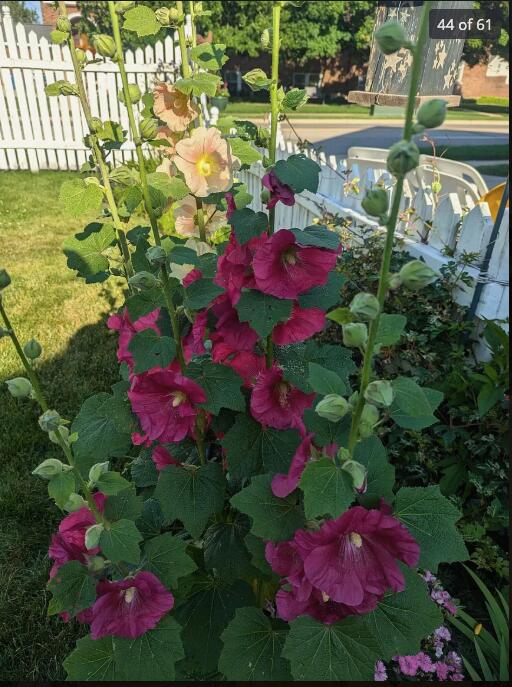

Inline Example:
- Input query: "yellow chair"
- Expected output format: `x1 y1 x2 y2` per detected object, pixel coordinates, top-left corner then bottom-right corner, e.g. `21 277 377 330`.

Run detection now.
479 182 509 221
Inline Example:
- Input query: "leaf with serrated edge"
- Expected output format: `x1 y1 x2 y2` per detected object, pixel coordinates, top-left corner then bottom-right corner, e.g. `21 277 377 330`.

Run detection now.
236 289 292 338
99 519 142 564
299 459 354 519
64 635 116 681
144 532 197 589
354 436 395 508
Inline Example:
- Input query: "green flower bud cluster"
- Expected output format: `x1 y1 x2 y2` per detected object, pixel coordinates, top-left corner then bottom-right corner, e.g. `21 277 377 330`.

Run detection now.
93 34 118 59
375 21 409 54
56 16 71 33
75 48 87 66
342 322 368 349
359 403 379 438
387 140 420 176
389 259 438 291
337 450 367 492
32 458 72 480
45 80 79 97
415 99 447 130
128 270 159 290
349 292 380 322
88 461 109 486
38 409 66 433
118 83 141 105
361 188 388 221
139 118 159 141
24 338 42 360
6 377 32 398
155 7 181 26
315 394 350 423
364 379 394 407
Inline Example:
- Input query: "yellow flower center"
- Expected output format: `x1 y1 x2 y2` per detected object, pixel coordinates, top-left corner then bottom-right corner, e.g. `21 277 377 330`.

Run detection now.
349 532 363 548
197 155 216 177
321 591 330 603
171 390 187 407
124 586 137 604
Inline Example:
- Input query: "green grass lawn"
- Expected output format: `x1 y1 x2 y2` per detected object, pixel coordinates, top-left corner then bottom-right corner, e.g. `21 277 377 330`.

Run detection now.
0 171 123 680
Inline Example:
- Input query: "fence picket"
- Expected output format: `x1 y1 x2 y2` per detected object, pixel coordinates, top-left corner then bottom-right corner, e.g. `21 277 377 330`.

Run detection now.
28 29 57 169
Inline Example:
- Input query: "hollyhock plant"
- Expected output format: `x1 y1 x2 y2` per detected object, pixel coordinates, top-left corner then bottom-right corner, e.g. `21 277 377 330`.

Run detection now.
90 572 174 639
153 82 198 132
212 343 265 387
210 294 259 351
107 308 160 369
252 229 338 299
214 231 266 304
250 365 314 431
128 368 207 443
262 171 295 209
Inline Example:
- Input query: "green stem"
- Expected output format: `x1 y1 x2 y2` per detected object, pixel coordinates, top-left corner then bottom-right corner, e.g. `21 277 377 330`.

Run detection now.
108 1 186 373
195 198 207 242
176 2 192 80
58 1 133 281
347 1 431 453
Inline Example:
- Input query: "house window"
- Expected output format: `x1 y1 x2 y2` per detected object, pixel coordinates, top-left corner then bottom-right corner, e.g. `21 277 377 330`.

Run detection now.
292 73 321 88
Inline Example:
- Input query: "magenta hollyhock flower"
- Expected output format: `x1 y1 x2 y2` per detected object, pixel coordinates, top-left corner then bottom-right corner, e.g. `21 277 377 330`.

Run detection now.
90 572 174 639
250 365 314 431
271 433 313 498
182 267 203 287
182 309 208 361
297 506 420 607
272 303 325 345
151 445 180 471
214 231 266 304
107 308 160 369
252 230 338 299
212 343 265 387
128 369 207 443
225 192 236 219
210 294 259 351
262 171 295 210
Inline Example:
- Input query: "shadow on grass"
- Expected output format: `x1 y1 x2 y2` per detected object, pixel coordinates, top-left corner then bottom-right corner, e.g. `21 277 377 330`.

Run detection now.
0 301 119 681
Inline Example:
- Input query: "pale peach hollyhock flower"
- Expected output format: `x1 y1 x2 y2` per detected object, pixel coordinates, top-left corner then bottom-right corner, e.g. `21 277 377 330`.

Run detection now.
153 82 199 133
173 127 240 197
155 125 181 157
174 194 227 238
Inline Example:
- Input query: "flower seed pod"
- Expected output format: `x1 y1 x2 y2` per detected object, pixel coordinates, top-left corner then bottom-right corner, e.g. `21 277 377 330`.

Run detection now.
340 458 368 492
128 270 159 290
260 28 271 50
88 555 107 572
88 461 109 484
387 140 420 176
56 16 71 33
146 245 167 267
364 379 395 407
359 403 379 438
315 394 350 423
375 20 408 55
361 188 388 218
168 7 181 26
38 409 63 433
342 322 368 348
399 260 437 290
118 83 141 105
115 0 136 13
0 269 11 290
139 117 158 141
32 458 66 480
24 338 42 360
64 493 88 512
416 99 447 129
155 7 170 25
6 377 32 398
349 292 380 321
93 34 117 59
75 48 87 65
85 523 104 550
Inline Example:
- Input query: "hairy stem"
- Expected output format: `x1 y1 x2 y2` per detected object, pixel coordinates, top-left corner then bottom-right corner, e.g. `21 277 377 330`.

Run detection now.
347 1 431 453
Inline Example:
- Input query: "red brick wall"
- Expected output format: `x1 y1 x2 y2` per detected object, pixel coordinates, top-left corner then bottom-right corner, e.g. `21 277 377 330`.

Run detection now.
41 1 79 26
461 62 509 98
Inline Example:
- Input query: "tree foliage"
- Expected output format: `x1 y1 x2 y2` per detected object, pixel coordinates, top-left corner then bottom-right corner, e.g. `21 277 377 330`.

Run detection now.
0 0 37 23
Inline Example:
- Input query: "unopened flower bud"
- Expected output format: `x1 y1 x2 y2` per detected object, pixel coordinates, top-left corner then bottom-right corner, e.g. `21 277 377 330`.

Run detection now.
340 458 368 492
38 409 63 433
6 377 32 398
24 338 42 360
168 7 181 26
361 188 389 218
64 493 88 512
139 117 158 141
155 7 170 25
0 269 11 290
128 270 159 290
261 28 271 50
88 555 107 572
375 21 408 55
387 140 420 176
416 99 447 129
32 458 66 480
431 179 442 195
342 322 368 348
75 48 87 65
88 461 109 484
93 34 117 59
388 273 402 290
49 425 70 445
89 117 103 133
85 523 104 550
59 81 79 96
359 403 379 438
56 16 71 33
364 380 394 407
118 83 141 105
315 394 350 423
399 260 437 290
115 0 136 13
146 245 167 267
349 292 380 321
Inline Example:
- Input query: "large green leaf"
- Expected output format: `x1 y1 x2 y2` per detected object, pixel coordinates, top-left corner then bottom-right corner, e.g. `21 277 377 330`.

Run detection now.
144 532 197 590
307 362 347 396
273 154 320 193
230 474 305 542
304 410 351 447
59 179 103 217
299 458 354 519
113 616 185 680
103 485 143 521
125 287 167 321
99 519 142 565
276 341 355 393
222 414 301 479
63 222 115 282
190 42 228 71
228 137 262 165
187 359 245 414
219 607 292 680
298 271 345 310
354 436 395 508
175 72 222 97
375 313 407 346
393 485 468 571
95 471 130 496
203 517 252 580
123 5 161 36
291 224 340 250
147 172 189 208
174 574 254 674
236 289 293 338
154 463 226 538
47 561 96 617
283 615 382 681
390 377 442 430
229 208 268 245
183 278 224 310
128 329 176 374
64 635 116 681
48 470 76 509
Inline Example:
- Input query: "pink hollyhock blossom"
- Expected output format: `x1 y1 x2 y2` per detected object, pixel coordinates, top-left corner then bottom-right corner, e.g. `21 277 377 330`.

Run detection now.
128 369 206 443
298 506 420 607
214 231 266 304
250 365 314 431
262 171 295 210
271 433 313 497
132 432 152 447
272 303 325 345
182 267 203 288
154 82 198 132
61 607 94 625
252 230 338 299
107 308 160 369
212 343 265 387
225 192 236 219
210 294 259 351
91 571 174 639
174 195 227 238
173 126 240 197
151 445 180 471
155 125 181 157
182 309 208 361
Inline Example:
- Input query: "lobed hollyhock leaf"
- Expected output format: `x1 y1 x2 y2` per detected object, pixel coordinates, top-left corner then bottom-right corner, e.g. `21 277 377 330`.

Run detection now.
144 532 197 590
174 72 222 98
63 222 115 282
154 463 226 538
190 42 228 71
95 471 131 496
113 616 185 681
242 68 272 91
354 436 395 507
390 377 443 430
174 573 255 674
99 518 143 564
299 459 354 519
219 607 292 680
48 470 76 509
97 120 125 149
375 313 407 346
362 566 443 660
273 154 321 194
203 516 252 581
187 359 245 414
147 172 189 207
230 474 305 542
128 329 176 374
47 561 96 618
281 87 309 112
307 362 347 396
283 615 381 680
59 179 103 217
276 341 355 393
119 186 143 217
222 414 302 479
123 5 161 37
298 270 345 310
393 485 468 571
104 485 143 521
304 408 351 447
244 533 274 578
236 289 293 338
64 635 116 680
228 137 262 166
125 287 167 320
183 279 224 310
136 498 166 538
229 208 268 244
291 224 340 251
131 448 158 488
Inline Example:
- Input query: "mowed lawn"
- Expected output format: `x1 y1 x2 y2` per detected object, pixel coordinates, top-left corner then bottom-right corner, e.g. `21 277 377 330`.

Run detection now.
0 171 123 680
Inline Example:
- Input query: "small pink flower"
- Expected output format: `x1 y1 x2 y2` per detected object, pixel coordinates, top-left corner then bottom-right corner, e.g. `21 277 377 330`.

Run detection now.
252 230 338 299
108 308 160 369
151 445 180 471
272 303 325 345
154 82 198 132
374 660 388 681
262 171 295 210
174 195 227 238
91 571 174 639
250 365 314 431
398 655 420 677
173 126 240 197
271 433 313 497
128 369 207 443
